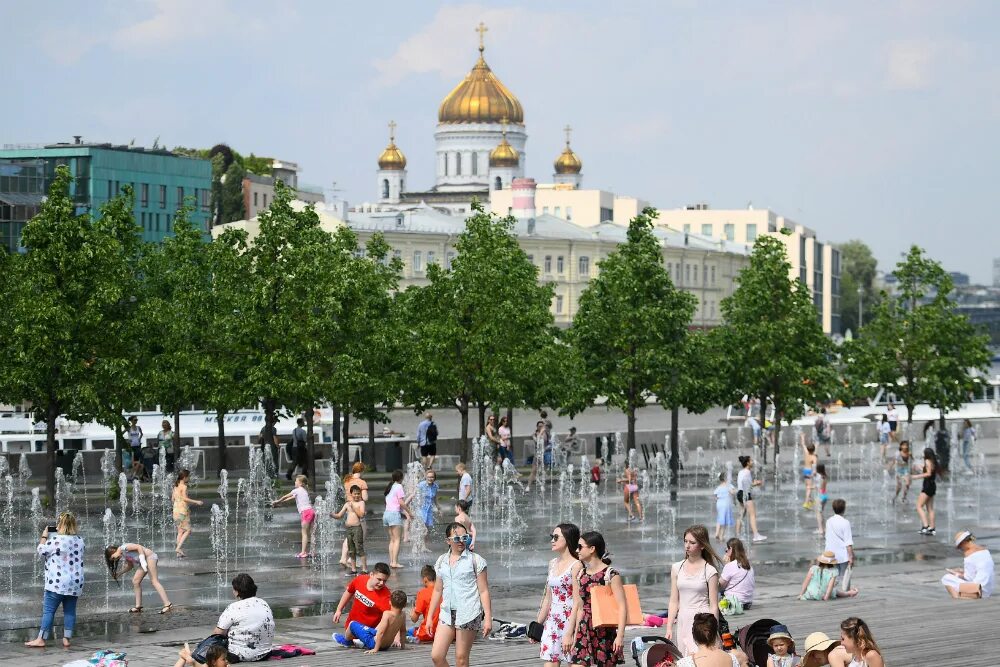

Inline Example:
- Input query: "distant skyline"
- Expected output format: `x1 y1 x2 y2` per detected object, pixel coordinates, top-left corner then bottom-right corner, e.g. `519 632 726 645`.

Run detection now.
3 1 998 282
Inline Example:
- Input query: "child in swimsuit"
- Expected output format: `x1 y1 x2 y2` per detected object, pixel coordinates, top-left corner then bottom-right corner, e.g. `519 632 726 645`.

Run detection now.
812 464 828 535
801 442 817 509
892 441 912 504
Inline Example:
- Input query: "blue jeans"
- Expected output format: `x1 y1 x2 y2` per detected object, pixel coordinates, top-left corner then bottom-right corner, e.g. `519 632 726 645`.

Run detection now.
349 621 378 649
38 590 78 639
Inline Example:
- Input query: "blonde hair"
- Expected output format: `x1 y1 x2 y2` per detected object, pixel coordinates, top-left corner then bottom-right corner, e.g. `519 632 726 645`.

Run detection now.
295 474 308 486
58 512 78 535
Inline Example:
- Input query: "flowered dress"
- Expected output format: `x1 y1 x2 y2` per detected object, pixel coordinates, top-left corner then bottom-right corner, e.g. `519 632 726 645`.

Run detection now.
540 559 575 661
569 566 624 667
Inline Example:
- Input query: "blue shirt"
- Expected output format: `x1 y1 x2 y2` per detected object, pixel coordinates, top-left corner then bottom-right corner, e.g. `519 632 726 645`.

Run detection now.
435 549 487 626
417 419 431 445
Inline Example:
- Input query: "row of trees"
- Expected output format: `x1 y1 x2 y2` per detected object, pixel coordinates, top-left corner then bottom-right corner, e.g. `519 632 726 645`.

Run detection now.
0 167 990 499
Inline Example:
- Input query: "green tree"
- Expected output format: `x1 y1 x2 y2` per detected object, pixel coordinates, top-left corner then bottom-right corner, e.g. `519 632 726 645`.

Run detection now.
220 161 247 224
400 203 556 462
0 167 142 499
571 207 697 455
716 233 834 463
844 246 990 428
837 240 880 335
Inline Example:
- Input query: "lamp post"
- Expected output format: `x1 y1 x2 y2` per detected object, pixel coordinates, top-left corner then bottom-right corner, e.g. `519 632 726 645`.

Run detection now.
857 286 863 329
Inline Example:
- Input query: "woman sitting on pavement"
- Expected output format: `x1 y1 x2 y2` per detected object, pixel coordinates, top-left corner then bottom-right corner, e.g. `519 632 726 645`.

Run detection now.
801 632 847 667
798 551 857 601
719 538 755 611
941 529 995 598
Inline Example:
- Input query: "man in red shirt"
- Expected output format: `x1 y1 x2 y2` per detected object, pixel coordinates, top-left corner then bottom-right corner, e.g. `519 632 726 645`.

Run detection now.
408 565 440 642
332 563 392 647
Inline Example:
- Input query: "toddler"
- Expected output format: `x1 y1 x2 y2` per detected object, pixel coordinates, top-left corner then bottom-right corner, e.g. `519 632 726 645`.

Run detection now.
766 625 800 667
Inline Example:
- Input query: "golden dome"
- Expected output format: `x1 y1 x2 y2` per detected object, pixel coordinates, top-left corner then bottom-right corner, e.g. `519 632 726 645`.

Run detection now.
554 124 582 174
378 120 406 170
489 121 519 168
438 30 523 125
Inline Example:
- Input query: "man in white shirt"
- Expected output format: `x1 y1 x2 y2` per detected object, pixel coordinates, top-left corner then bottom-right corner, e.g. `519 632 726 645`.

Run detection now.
825 499 855 579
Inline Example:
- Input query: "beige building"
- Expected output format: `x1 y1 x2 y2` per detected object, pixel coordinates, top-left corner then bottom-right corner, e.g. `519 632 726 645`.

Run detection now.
490 184 648 227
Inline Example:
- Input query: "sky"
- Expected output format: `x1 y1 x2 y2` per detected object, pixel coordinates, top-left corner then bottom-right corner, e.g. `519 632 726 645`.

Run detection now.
3 1 999 282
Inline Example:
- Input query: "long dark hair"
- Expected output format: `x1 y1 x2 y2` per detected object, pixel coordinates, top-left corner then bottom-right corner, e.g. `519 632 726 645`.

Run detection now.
923 420 936 439
738 455 751 468
384 469 404 496
923 448 940 478
580 530 612 565
104 546 123 581
725 537 751 571
556 523 581 558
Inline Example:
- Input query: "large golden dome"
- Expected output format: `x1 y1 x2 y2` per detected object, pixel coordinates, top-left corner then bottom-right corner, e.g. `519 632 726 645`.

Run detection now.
378 121 406 170
438 38 523 125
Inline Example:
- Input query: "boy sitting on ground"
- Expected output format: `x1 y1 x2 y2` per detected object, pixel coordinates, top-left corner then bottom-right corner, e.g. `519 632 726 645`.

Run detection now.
341 589 407 653
407 565 439 643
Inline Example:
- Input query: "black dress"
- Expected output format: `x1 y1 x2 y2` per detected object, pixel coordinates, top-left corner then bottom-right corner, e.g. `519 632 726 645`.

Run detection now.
921 461 936 497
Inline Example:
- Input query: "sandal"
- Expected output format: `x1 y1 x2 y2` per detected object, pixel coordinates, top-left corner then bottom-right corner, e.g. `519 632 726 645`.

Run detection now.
129 606 143 613
158 603 173 614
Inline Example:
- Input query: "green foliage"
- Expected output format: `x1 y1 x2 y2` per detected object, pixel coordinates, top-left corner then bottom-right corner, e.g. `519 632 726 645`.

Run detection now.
570 207 697 449
400 202 557 460
243 153 273 177
220 161 247 224
843 246 990 423
716 234 833 459
837 240 880 335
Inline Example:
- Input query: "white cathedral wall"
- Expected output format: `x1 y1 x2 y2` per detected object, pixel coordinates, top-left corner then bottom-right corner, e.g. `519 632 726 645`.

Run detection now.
433 122 527 189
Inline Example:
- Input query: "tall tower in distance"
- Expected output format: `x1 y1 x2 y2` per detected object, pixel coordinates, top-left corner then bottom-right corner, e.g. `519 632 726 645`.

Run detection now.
376 120 407 204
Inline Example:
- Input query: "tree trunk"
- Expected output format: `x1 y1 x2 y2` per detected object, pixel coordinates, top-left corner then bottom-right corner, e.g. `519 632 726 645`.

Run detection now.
45 401 58 503
459 396 470 463
669 405 679 502
115 419 127 473
477 402 487 436
333 406 346 477
626 405 636 453
342 409 351 469
905 401 915 426
368 415 375 447
305 407 315 491
174 408 181 449
216 410 227 478
758 391 769 464
773 419 783 485
506 407 513 439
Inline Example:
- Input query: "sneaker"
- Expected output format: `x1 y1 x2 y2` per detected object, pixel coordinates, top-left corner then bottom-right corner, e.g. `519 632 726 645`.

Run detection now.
352 639 365 648
927 528 937 536
919 527 929 535
332 633 352 648
752 534 767 542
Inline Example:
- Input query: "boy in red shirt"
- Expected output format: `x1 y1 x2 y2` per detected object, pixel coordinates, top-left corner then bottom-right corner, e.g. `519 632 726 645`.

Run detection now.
407 565 439 643
332 563 392 647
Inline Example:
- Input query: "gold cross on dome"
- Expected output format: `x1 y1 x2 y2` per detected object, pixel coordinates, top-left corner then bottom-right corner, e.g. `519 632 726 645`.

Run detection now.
388 120 397 142
476 22 488 52
564 124 573 146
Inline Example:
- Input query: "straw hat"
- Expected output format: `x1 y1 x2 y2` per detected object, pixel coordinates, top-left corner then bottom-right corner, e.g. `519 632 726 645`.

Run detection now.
816 550 839 565
954 530 973 548
767 624 794 650
804 632 840 654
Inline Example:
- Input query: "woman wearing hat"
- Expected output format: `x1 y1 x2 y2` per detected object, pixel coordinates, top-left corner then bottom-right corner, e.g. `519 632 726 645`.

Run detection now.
941 529 995 598
766 625 799 667
798 552 857 601
801 633 847 667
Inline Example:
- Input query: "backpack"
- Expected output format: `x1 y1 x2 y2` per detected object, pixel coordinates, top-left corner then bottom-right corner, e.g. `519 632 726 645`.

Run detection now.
426 422 438 442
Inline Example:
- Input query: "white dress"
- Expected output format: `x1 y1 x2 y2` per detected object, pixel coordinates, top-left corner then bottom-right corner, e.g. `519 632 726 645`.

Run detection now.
672 560 719 656
677 653 739 667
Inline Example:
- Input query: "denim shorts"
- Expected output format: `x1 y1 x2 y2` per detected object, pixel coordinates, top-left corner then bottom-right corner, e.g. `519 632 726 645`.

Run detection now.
382 510 403 527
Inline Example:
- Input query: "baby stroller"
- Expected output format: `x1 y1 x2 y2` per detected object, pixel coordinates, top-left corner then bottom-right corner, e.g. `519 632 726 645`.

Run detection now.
631 636 684 667
735 618 782 667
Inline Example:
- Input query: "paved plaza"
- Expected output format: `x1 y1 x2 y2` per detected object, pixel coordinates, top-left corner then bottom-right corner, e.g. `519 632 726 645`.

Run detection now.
3 436 999 666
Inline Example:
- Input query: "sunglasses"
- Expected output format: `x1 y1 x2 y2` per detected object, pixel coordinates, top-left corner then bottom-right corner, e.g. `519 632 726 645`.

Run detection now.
550 533 561 542
448 535 472 544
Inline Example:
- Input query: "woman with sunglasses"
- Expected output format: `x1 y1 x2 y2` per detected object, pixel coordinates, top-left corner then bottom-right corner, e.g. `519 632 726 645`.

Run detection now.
427 523 492 667
532 523 582 667
564 531 626 667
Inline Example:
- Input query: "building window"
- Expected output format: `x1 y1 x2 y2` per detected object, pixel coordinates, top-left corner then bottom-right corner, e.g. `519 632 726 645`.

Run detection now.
263 193 268 207
556 294 564 314
600 207 613 222
701 224 712 236
579 256 590 276
711 265 716 285
158 185 166 209
107 181 113 200
667 262 673 279
140 183 149 207
427 250 436 266
544 255 552 273
723 223 734 241
381 179 389 199
747 224 757 241
566 206 573 221
710 301 716 318
693 265 699 284
200 188 210 213
495 177 502 191
683 224 691 234
140 212 146 229
176 186 184 208
413 251 423 273
528 254 534 264
685 264 690 283
554 206 561 218
393 249 401 262
166 214 171 231
455 153 461 176
155 213 160 232
557 256 564 273
543 206 550 215
446 251 455 268
471 153 478 175
254 192 259 207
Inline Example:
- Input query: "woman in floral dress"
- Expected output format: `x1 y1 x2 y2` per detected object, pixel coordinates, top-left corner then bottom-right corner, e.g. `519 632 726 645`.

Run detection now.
533 523 582 666
565 531 626 667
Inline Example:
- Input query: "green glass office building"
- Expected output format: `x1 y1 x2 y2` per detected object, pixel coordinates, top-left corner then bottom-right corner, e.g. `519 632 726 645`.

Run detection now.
0 140 212 252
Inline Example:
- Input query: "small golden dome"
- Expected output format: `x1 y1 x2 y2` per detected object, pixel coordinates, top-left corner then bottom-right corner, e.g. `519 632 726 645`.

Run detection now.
554 124 582 174
438 29 523 125
489 120 519 168
378 120 406 170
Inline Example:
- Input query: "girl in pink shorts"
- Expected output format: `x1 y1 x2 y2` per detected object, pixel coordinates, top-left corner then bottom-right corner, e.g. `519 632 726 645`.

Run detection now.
273 475 316 558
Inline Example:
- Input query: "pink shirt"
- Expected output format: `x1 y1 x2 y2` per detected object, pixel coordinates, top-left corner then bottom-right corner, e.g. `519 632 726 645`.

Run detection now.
291 486 312 513
385 483 404 512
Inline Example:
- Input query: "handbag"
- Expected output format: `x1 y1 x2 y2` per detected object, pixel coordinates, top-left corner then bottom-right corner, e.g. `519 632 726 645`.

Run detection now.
720 593 744 616
527 621 545 642
191 635 228 664
839 564 853 593
590 567 643 628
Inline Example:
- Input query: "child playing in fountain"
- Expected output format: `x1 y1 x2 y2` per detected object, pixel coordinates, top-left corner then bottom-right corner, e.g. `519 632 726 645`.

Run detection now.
332 485 367 575
800 442 818 510
272 475 315 559
713 473 735 541
591 458 603 485
407 565 439 643
891 440 913 504
454 500 477 551
812 464 828 535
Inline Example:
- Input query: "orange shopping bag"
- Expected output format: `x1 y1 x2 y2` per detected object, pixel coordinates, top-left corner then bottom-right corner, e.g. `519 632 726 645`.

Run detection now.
590 569 642 628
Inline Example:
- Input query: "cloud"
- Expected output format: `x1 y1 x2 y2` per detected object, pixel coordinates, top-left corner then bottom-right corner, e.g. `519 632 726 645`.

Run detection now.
886 40 935 90
38 26 102 66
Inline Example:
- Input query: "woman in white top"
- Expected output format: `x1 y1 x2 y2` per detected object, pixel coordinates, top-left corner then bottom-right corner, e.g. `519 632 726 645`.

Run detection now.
735 457 766 542
666 525 721 656
498 416 513 465
383 469 406 569
719 538 755 610
942 530 995 598
24 512 85 648
838 617 884 667
675 613 740 667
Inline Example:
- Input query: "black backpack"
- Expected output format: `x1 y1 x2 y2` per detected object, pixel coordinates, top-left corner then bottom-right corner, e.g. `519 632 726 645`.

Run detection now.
426 421 438 442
